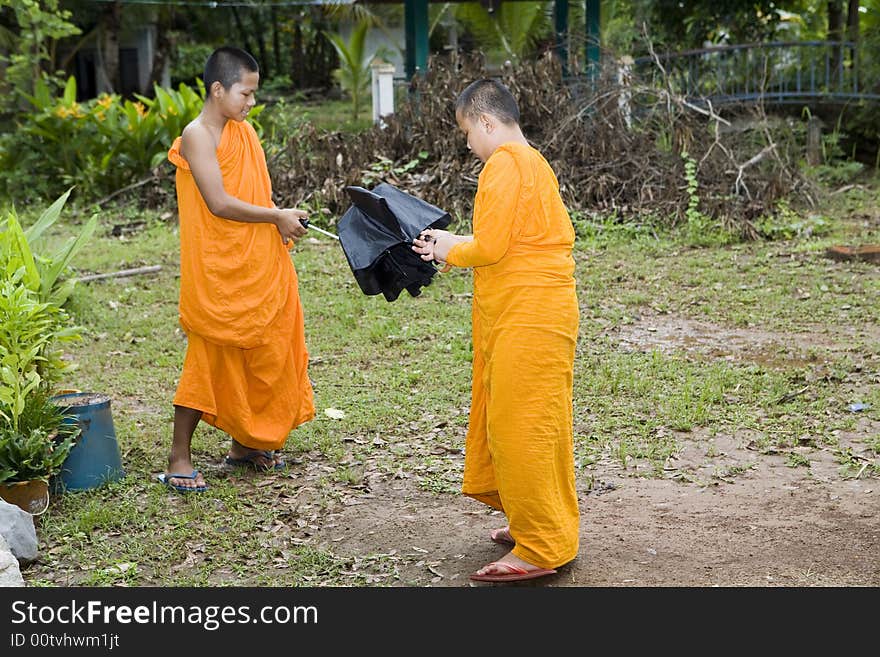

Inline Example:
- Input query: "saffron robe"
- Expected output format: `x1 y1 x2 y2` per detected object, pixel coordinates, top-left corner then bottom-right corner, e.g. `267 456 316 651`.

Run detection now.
446 142 580 569
167 119 315 451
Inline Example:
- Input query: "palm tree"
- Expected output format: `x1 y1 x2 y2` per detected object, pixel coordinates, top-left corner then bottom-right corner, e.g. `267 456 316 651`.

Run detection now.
328 20 390 121
452 1 553 66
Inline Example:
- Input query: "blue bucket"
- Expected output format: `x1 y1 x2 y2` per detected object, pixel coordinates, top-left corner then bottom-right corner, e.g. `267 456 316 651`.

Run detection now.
51 392 124 491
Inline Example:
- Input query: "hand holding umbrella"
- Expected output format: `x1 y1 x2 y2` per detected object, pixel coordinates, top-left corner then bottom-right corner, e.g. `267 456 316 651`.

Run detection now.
275 208 309 244
413 229 471 273
299 217 340 241
336 183 452 301
288 183 453 301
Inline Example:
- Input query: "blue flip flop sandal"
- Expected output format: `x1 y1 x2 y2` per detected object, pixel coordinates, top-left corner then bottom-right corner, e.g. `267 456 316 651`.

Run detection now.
223 450 283 472
157 470 208 492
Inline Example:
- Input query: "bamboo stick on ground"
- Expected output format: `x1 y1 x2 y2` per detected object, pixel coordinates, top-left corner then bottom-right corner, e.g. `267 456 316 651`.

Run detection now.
76 265 162 282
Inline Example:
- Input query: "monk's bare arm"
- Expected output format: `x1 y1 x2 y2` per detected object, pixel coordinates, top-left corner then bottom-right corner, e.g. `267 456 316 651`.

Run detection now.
180 122 306 242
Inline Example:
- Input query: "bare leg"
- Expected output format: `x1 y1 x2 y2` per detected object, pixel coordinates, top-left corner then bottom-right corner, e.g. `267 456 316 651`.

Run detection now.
490 526 515 546
165 405 205 489
477 525 554 578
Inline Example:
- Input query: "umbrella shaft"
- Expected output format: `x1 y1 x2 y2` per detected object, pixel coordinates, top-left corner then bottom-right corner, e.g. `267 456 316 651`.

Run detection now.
305 223 340 240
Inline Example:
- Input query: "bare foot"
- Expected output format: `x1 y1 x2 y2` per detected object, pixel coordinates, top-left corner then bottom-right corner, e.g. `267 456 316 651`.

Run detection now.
490 526 514 546
164 457 206 490
226 439 275 471
473 551 545 578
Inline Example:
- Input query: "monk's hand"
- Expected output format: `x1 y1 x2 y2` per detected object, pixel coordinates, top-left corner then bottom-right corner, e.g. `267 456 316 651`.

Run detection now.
276 209 309 244
422 229 451 240
418 231 455 264
411 233 436 261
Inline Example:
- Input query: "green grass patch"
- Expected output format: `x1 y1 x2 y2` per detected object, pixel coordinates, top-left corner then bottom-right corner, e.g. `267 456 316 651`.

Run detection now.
16 178 880 585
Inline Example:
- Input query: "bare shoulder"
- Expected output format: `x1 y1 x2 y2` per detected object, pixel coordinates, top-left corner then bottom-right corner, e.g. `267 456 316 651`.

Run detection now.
180 118 218 162
180 118 212 147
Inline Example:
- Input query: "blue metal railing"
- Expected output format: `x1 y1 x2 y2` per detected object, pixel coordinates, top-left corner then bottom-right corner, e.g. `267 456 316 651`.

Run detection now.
633 41 880 106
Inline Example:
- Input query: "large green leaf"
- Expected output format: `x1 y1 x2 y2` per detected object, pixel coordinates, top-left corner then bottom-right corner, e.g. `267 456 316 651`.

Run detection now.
24 187 73 244
42 214 97 304
62 75 77 106
4 214 40 292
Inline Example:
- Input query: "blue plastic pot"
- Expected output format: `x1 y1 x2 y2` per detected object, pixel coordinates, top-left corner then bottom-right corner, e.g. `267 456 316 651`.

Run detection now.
51 392 124 491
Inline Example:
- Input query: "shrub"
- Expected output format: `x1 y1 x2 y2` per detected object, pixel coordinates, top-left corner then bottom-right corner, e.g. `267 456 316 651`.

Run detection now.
0 76 212 202
0 276 81 417
0 188 97 307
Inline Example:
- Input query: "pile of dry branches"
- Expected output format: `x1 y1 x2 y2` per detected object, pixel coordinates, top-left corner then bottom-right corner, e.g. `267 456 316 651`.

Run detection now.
270 52 812 237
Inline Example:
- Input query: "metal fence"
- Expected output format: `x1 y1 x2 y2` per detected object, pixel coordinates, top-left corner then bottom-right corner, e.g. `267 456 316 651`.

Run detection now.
633 41 880 106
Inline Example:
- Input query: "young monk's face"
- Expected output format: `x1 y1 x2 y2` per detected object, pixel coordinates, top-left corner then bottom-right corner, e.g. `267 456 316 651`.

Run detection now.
455 110 496 163
215 69 260 122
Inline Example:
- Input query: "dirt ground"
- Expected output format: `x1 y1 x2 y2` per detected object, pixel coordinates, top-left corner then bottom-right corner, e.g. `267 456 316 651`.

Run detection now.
296 313 879 587
302 439 877 587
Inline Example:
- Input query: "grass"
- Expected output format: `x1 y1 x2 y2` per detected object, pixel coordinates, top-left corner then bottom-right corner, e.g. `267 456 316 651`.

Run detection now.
12 174 880 586
270 97 375 134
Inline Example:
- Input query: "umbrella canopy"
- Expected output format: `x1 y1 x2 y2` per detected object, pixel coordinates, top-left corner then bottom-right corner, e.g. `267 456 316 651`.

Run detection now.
337 183 451 302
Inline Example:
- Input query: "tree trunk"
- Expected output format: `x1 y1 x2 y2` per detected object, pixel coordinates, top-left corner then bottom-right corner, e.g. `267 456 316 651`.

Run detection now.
98 1 122 93
828 1 843 83
272 7 282 76
847 0 860 88
304 7 336 90
251 7 270 77
148 9 175 91
292 18 304 88
847 0 860 42
230 7 255 60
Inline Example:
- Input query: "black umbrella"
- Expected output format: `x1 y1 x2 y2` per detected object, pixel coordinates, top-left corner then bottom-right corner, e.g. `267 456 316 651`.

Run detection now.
331 182 452 302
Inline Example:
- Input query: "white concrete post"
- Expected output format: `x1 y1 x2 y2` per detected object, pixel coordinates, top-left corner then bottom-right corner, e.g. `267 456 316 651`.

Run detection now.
371 59 396 127
617 55 634 130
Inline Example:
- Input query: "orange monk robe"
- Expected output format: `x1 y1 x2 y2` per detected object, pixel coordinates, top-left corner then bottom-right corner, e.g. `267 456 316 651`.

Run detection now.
167 119 314 451
445 142 580 570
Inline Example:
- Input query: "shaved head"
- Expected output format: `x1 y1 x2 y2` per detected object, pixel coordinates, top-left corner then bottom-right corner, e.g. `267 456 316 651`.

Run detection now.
204 46 259 91
455 78 520 125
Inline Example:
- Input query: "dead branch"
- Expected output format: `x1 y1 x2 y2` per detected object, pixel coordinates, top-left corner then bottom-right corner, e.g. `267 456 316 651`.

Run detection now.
269 50 807 238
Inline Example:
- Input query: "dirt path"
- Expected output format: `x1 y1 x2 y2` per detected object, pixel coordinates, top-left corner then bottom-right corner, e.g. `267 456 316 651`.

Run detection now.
304 437 877 587
302 312 879 587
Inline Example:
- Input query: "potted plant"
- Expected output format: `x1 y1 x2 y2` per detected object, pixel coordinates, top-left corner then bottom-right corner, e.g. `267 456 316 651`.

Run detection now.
0 392 78 514
0 282 80 512
0 190 92 512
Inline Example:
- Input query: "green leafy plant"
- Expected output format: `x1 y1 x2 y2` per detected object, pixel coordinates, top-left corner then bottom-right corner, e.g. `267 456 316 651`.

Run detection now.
0 188 97 307
682 150 702 227
1 77 218 201
452 1 551 66
679 149 731 246
785 452 811 468
0 391 77 484
328 21 392 121
0 0 80 116
361 151 429 186
755 199 832 240
0 275 81 421
0 277 81 484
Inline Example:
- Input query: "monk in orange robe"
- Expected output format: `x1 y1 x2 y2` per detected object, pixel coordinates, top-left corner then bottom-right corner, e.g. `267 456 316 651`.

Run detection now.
413 79 580 582
160 47 315 492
